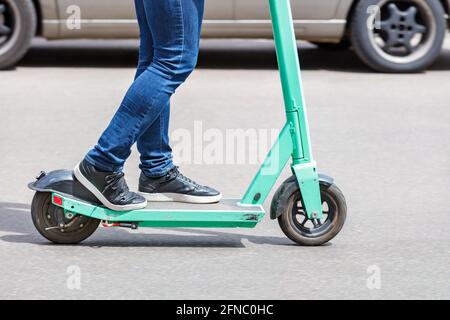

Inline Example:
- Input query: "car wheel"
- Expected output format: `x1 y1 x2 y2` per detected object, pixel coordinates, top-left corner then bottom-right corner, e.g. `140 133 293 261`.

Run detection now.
0 0 36 70
350 0 446 72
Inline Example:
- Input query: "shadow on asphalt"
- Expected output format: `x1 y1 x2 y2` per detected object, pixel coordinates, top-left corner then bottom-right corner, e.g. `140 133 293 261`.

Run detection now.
17 40 450 72
0 202 296 248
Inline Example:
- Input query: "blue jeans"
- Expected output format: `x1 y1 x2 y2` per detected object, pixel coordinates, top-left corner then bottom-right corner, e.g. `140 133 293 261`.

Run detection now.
85 0 204 177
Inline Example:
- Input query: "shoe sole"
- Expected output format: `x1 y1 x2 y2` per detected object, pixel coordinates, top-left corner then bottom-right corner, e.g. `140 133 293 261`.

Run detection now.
139 192 222 204
74 163 147 211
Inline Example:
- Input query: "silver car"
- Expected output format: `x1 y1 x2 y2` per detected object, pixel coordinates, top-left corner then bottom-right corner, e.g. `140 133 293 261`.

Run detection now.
1 0 449 72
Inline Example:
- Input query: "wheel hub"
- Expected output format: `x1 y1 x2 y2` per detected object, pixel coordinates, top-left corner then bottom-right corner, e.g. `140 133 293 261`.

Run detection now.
368 0 436 64
45 204 89 233
291 196 334 236
380 3 426 54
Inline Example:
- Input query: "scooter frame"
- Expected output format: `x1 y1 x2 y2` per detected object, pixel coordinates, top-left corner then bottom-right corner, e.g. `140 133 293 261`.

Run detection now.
30 0 325 230
240 0 323 219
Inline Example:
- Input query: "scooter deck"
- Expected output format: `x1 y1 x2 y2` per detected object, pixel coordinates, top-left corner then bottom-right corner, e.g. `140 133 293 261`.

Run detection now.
51 193 265 228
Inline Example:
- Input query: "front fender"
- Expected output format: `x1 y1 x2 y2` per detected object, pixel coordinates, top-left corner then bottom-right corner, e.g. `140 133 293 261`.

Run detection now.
270 173 335 220
28 169 100 204
318 173 334 188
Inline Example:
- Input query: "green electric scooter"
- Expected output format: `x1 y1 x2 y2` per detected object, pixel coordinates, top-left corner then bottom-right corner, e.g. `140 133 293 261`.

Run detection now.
28 0 347 246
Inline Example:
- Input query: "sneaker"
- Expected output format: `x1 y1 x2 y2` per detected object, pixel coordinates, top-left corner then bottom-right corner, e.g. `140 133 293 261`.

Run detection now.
74 160 147 211
139 167 222 204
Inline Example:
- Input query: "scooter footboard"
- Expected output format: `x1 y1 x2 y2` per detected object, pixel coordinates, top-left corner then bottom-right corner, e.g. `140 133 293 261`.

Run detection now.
51 192 266 229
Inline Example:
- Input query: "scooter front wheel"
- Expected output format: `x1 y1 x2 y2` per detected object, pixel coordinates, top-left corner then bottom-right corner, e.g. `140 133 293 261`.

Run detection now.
31 192 100 244
272 177 347 246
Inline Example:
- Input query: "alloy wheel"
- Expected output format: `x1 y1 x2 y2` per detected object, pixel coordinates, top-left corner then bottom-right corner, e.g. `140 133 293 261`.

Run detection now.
369 0 437 64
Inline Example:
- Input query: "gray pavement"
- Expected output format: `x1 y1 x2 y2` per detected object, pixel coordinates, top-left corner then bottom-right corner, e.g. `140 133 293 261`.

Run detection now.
0 38 449 299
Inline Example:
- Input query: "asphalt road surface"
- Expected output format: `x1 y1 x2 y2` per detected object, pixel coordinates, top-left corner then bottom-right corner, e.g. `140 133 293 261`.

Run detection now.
0 38 449 300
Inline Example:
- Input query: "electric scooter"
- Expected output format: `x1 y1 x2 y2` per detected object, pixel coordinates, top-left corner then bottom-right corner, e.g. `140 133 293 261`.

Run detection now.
28 0 347 246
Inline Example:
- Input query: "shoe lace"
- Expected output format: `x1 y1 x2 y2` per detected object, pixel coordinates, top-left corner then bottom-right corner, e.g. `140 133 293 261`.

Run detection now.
105 172 129 195
170 167 203 189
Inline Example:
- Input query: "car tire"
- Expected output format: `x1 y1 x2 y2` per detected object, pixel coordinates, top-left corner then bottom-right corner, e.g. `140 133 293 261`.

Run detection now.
350 0 446 73
0 0 36 70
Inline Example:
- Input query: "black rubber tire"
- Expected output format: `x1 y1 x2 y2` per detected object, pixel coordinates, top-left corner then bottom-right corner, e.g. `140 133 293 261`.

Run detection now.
272 176 347 246
350 0 446 73
31 192 100 244
0 0 36 69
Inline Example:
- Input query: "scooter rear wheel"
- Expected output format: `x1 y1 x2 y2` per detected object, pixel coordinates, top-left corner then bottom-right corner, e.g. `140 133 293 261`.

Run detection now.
272 177 347 246
31 192 100 244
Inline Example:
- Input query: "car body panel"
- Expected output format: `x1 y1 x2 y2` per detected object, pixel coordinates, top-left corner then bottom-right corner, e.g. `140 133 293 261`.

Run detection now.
40 0 349 41
38 0 59 37
235 0 341 19
38 0 449 42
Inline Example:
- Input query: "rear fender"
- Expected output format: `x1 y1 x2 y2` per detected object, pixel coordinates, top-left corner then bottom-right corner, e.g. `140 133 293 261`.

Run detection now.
28 169 100 204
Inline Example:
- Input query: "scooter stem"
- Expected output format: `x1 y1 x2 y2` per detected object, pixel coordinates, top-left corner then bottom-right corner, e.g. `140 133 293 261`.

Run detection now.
241 0 323 219
270 0 313 162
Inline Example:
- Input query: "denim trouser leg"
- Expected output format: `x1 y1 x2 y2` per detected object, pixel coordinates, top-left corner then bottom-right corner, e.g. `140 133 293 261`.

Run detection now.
134 0 174 177
85 0 205 174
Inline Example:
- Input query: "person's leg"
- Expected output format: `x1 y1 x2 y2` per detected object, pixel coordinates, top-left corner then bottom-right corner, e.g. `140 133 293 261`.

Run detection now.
73 0 157 211
85 0 204 173
134 0 152 79
76 0 220 207
137 104 173 177
137 0 207 178
135 1 220 203
133 0 174 178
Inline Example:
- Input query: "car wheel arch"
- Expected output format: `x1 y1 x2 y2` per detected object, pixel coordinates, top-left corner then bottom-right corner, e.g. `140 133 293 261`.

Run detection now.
31 0 43 36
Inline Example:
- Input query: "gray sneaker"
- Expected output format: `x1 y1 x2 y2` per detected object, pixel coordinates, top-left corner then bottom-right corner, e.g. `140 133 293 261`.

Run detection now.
139 167 222 204
74 160 147 211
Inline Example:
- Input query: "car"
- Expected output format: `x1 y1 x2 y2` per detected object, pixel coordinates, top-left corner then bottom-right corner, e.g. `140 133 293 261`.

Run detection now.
0 0 448 72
